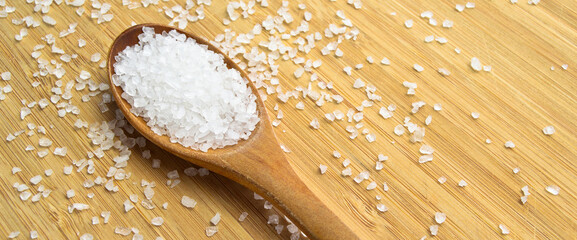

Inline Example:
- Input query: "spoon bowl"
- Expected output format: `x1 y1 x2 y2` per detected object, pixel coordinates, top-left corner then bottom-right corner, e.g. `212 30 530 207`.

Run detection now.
108 23 358 240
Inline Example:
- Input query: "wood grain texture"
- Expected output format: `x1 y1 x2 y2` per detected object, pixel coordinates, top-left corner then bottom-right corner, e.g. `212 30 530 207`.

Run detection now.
0 0 576 239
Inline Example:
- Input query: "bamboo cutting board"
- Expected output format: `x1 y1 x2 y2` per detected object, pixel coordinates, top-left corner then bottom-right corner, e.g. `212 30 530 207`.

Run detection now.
0 0 576 239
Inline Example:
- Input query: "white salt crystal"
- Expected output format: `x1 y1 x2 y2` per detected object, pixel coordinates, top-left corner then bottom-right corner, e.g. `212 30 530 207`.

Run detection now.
419 145 434 155
438 68 450 76
113 27 259 152
319 164 328 174
381 57 390 65
333 151 341 158
310 118 320 129
394 125 405 136
79 233 93 240
471 57 482 71
430 225 439 236
376 203 387 212
505 141 515 149
404 19 413 28
30 231 38 239
66 189 75 199
413 64 424 72
471 112 480 119
8 232 20 239
438 176 447 184
30 175 42 185
499 224 510 235
458 180 468 187
238 212 248 221
513 167 520 174
424 35 434 43
1 71 11 80
342 159 351 167
456 4 465 12
39 137 52 147
210 213 221 225
151 217 164 226
181 196 197 208
206 226 218 237
435 212 446 224
20 191 32 201
63 165 73 175
366 181 377 190
341 168 352 177
378 154 388 161
42 15 57 25
12 167 21 174
419 155 433 163
542 126 555 135
124 200 134 212
54 147 67 156
296 101 305 110
546 185 560 195
90 53 101 62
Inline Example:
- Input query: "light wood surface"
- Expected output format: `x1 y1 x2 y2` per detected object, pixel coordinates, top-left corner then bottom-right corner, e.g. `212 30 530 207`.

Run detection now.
1 0 577 239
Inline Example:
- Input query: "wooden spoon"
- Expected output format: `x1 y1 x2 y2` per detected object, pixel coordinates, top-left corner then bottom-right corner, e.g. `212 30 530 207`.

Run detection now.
108 24 359 240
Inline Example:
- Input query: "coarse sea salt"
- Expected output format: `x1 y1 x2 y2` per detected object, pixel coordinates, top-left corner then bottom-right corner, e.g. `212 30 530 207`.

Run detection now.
113 27 259 152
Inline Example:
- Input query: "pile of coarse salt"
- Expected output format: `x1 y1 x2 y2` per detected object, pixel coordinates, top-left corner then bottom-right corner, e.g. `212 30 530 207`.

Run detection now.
113 27 260 152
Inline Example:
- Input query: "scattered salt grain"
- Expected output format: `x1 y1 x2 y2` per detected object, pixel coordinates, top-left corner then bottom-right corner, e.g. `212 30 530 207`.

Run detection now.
53 147 67 156
405 19 413 28
435 212 446 224
471 112 480 119
505 141 515 149
151 217 164 226
8 232 20 239
366 181 377 190
376 203 388 212
90 53 101 62
206 226 218 237
499 224 510 235
424 35 434 43
310 118 320 129
181 196 197 208
546 185 560 195
238 212 248 221
561 64 568 70
64 165 73 175
458 180 468 187
30 175 42 185
12 167 21 174
394 125 405 136
30 231 38 239
341 168 352 177
419 155 433 163
296 102 305 110
210 213 221 225
456 4 465 12
381 57 390 65
471 57 482 71
319 164 328 174
413 64 424 72
1 71 11 80
419 145 435 155
542 126 555 135
438 176 447 184
42 15 57 25
430 225 439 236
66 189 75 199
79 233 93 240
513 167 520 174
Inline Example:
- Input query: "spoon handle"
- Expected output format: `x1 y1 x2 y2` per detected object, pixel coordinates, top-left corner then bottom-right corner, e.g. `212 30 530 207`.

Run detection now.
218 135 360 240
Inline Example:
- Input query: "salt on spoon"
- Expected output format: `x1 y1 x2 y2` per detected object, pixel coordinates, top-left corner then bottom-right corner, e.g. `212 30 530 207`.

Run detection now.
108 24 357 240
